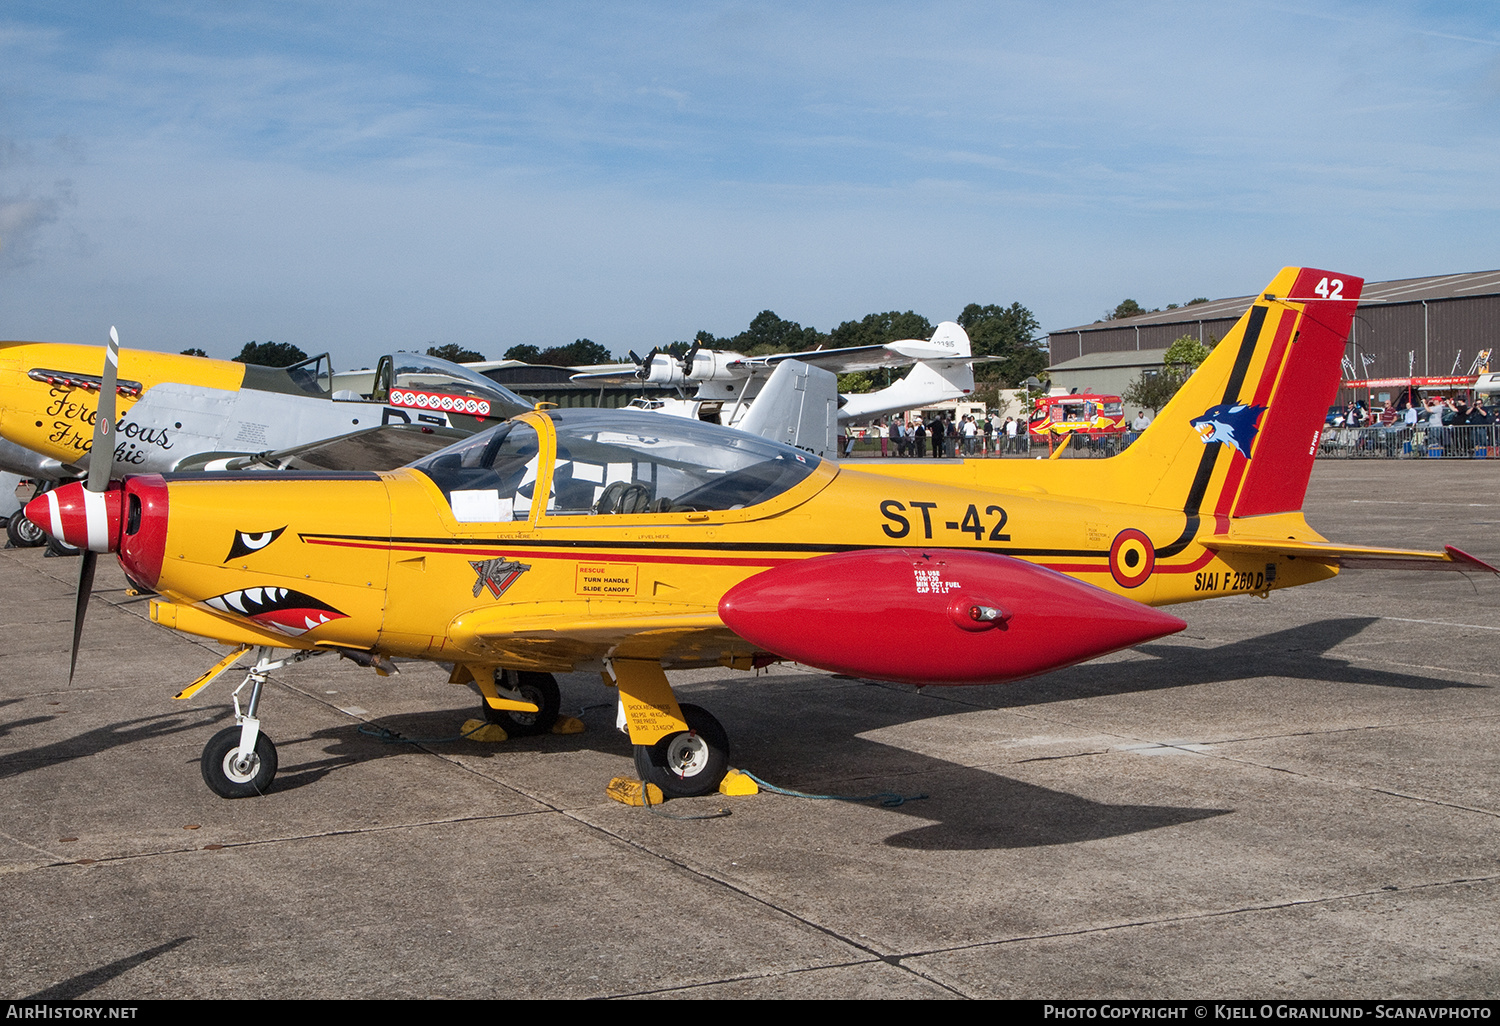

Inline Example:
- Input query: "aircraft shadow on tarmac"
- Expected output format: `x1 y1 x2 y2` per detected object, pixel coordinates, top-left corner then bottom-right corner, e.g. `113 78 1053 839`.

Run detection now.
192 615 1476 850
0 708 228 781
712 686 1234 852
250 701 1232 852
977 616 1484 710
24 937 191 1000
687 614 1481 851
2 617 1463 851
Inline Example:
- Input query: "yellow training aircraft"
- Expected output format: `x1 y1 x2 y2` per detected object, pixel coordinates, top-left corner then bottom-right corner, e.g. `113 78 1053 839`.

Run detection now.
29 267 1496 800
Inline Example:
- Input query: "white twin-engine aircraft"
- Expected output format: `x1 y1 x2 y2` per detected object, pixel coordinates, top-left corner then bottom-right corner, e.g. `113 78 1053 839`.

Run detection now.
572 323 982 457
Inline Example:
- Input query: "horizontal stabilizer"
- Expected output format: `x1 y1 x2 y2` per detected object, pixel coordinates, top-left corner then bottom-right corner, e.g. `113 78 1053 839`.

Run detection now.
1204 538 1498 573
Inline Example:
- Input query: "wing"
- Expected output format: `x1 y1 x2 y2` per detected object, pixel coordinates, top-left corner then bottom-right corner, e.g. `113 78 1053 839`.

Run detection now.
750 344 901 374
748 321 982 373
175 423 471 473
1204 537 1498 572
749 347 1000 373
569 365 642 382
447 604 749 669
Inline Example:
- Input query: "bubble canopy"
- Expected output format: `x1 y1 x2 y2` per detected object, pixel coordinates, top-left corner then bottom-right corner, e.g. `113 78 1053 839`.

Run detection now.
409 409 824 522
371 352 533 418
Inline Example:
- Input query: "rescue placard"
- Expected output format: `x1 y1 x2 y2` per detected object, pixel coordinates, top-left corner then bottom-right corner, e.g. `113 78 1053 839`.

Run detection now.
575 562 639 596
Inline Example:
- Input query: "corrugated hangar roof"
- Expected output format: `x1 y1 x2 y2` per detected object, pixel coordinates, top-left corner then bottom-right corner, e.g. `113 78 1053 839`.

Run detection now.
1047 348 1170 373
1054 268 1500 333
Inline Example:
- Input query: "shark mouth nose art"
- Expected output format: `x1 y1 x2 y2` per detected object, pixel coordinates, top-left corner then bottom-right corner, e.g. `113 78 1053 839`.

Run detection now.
202 587 348 636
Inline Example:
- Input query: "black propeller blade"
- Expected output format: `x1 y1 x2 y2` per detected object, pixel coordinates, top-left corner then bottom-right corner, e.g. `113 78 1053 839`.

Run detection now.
635 347 659 381
69 325 119 683
70 550 97 684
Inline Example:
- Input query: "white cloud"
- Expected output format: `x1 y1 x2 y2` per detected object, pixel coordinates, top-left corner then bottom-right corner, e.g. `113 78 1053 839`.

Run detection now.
0 191 62 268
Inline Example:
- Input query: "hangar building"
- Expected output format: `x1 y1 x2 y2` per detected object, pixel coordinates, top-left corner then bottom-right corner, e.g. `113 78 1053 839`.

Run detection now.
1046 269 1500 419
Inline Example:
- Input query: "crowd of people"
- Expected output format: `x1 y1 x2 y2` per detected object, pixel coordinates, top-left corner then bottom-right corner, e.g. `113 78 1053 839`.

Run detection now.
1332 396 1493 430
843 393 1499 461
845 412 1034 458
1321 395 1497 457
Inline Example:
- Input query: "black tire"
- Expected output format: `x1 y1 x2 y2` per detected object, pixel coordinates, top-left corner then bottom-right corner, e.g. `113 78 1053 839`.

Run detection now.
6 511 46 548
44 534 81 558
633 703 730 799
482 670 560 736
201 726 278 798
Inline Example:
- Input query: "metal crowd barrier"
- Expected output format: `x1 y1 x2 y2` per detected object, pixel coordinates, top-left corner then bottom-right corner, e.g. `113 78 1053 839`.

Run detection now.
847 425 1500 460
1316 424 1500 459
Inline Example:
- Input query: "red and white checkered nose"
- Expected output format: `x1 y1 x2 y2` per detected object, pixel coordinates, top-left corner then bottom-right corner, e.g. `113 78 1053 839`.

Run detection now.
24 482 124 554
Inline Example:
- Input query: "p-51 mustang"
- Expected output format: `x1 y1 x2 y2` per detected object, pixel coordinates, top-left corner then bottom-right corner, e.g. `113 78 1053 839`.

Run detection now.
0 345 531 479
30 268 1495 801
0 345 533 547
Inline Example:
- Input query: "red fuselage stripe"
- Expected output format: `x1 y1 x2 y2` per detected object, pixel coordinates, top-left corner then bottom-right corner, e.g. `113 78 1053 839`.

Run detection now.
305 536 796 567
308 537 1219 575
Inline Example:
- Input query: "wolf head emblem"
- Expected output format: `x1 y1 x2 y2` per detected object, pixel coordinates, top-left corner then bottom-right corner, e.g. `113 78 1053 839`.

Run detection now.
1190 403 1266 457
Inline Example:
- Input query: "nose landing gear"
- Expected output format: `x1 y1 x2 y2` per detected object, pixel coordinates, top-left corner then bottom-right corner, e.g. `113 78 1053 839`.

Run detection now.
201 725 279 798
193 646 323 799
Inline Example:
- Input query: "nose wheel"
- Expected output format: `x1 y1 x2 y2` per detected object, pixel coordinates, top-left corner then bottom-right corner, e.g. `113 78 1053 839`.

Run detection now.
189 646 321 799
201 726 278 798
632 703 730 799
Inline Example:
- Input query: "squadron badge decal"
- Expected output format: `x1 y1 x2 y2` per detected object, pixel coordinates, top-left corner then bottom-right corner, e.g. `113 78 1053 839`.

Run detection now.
471 558 531 599
1190 403 1267 457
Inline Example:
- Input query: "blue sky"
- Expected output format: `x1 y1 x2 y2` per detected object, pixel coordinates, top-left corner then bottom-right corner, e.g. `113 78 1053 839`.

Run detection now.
2 2 1497 367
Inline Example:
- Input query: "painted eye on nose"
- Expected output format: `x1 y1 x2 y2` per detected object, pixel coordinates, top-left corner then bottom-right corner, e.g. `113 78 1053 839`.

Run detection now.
226 526 287 562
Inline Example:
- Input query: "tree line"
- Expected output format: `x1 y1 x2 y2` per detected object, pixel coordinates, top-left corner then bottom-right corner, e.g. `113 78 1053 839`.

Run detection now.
184 297 1050 395
674 304 1046 388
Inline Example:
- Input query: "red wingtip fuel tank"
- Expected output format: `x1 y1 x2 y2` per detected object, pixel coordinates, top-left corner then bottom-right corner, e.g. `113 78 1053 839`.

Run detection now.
719 549 1187 685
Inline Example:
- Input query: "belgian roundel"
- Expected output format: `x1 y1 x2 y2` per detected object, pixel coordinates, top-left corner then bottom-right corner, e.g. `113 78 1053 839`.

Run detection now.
1109 529 1155 589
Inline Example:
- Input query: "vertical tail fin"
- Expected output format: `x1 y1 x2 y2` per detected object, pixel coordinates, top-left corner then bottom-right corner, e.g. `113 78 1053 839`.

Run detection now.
1121 267 1363 521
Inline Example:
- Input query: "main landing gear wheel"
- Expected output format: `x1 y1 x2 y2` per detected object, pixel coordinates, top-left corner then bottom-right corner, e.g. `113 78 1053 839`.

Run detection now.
483 670 560 737
201 726 279 798
6 511 45 548
633 704 730 799
44 534 81 558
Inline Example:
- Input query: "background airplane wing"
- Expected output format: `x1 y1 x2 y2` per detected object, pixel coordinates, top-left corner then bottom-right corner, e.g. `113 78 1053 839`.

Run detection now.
748 344 898 373
174 423 471 473
568 365 640 381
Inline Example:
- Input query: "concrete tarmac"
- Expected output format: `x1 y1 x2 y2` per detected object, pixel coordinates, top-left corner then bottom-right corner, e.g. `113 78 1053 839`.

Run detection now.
1 460 1498 999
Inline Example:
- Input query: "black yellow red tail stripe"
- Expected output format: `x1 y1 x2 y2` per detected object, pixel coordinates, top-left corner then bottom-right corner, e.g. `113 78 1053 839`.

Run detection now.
1117 267 1363 526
